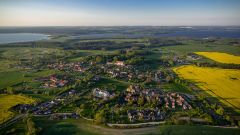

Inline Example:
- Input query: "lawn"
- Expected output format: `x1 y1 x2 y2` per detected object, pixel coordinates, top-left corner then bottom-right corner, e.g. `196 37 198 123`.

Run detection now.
94 77 129 92
34 117 102 135
0 94 35 124
195 52 240 64
173 65 240 111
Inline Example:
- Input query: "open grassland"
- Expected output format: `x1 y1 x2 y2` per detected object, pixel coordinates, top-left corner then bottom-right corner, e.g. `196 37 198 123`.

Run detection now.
173 65 240 111
195 52 240 64
0 94 35 124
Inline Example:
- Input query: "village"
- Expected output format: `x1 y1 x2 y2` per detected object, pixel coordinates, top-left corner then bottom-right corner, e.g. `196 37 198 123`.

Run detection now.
8 49 207 125
4 49 234 129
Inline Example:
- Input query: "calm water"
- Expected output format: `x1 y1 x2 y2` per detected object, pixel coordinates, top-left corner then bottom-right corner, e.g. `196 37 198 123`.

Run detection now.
0 33 49 44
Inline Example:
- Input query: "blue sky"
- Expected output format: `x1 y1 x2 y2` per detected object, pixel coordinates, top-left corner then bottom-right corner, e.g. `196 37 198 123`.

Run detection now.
0 0 240 26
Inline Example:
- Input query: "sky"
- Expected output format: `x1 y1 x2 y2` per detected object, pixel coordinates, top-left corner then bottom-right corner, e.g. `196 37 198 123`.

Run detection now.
0 0 240 26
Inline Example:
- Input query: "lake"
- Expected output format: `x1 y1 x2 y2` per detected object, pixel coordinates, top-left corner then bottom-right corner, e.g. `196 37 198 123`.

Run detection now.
0 33 49 44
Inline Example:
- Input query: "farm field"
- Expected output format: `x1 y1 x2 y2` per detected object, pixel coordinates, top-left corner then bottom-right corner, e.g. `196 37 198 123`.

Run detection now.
173 65 240 111
195 52 240 64
0 94 35 124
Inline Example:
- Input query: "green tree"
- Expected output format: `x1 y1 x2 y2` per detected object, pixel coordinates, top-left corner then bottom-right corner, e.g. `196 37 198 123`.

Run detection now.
216 106 224 115
6 86 13 94
26 118 37 135
95 110 106 124
95 56 103 63
137 96 144 106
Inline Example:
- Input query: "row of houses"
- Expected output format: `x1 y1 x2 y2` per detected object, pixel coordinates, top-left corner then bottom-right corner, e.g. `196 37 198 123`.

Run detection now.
41 75 68 88
103 62 175 83
49 113 80 120
47 62 87 72
124 85 162 106
107 61 125 66
164 93 192 110
11 104 32 113
124 85 192 110
32 89 78 115
127 108 165 122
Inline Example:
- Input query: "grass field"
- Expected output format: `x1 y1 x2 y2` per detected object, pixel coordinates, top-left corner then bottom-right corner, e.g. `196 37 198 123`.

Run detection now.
149 125 240 135
33 117 240 135
195 52 240 64
173 65 240 111
0 94 35 124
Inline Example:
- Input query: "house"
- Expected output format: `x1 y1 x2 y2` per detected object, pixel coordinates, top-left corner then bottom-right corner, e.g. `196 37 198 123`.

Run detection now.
115 61 125 66
68 89 77 95
41 75 68 88
93 88 112 100
127 109 166 122
187 54 201 60
126 85 140 93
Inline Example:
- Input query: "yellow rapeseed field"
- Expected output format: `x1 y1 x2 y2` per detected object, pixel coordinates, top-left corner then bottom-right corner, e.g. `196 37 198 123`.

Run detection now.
195 52 240 64
0 94 35 124
173 65 240 110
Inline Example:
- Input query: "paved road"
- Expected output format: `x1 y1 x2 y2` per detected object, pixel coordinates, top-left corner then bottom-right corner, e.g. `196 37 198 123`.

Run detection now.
0 114 26 130
107 121 166 128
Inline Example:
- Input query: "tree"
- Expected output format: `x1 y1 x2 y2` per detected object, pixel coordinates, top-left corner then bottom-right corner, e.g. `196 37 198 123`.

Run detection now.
137 96 144 106
95 110 106 124
95 56 103 63
113 56 118 62
26 118 37 135
6 86 13 94
216 106 224 115
165 75 172 83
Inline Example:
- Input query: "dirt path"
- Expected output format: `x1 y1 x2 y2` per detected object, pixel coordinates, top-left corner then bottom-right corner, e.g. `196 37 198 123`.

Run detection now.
89 124 160 135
